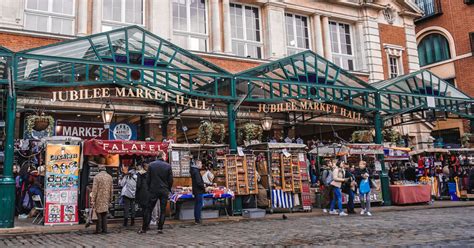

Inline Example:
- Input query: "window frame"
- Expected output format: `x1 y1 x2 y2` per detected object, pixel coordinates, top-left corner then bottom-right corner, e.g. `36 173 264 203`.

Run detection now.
388 55 403 79
417 32 452 67
329 20 356 71
102 0 145 30
172 0 209 52
24 0 76 35
285 12 311 55
229 3 263 59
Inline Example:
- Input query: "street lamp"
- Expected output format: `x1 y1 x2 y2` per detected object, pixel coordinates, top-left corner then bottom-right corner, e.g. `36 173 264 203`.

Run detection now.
101 102 115 129
261 116 273 131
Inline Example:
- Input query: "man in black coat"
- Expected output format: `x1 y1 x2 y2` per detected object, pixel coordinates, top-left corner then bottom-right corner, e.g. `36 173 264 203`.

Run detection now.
190 159 206 224
141 152 173 234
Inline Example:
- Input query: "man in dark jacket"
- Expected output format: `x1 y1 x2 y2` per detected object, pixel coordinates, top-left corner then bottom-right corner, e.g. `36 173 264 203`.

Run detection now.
141 152 173 234
136 162 150 233
190 159 206 224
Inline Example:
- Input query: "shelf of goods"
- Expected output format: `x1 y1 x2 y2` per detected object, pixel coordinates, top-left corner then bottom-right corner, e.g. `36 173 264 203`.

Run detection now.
292 155 302 193
246 155 258 194
270 153 282 190
171 150 192 177
225 155 249 195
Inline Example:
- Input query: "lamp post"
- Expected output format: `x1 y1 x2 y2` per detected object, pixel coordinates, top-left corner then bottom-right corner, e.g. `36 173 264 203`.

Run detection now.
101 102 115 129
261 116 273 131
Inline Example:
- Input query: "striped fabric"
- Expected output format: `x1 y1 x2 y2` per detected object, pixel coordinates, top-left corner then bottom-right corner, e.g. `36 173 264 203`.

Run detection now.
271 190 294 209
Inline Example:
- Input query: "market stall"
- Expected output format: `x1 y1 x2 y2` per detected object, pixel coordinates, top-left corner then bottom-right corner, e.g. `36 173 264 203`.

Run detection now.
446 148 474 200
246 143 311 213
82 139 168 218
384 147 411 184
389 184 431 205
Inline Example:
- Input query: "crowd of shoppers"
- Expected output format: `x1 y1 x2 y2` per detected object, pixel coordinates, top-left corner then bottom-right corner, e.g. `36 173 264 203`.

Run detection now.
320 159 379 217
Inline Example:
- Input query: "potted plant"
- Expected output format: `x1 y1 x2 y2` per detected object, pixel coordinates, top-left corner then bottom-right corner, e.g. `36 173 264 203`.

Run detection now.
197 121 226 144
238 123 263 145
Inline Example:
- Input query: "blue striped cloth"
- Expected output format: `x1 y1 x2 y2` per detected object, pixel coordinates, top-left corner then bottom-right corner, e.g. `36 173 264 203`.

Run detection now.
271 189 294 209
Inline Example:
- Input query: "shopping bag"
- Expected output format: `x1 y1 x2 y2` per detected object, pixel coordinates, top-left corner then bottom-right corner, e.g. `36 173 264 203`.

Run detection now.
359 179 370 194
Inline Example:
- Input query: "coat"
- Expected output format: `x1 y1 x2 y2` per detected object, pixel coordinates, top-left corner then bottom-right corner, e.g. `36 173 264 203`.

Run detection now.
147 159 173 196
190 167 206 195
91 171 113 214
119 169 137 199
135 171 150 207
330 167 345 188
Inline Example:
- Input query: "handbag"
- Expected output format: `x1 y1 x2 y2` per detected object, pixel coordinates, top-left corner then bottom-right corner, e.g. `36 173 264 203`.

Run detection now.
359 179 370 194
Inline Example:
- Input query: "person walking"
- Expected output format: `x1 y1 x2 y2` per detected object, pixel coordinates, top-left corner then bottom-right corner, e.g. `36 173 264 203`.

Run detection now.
320 160 334 213
329 161 349 216
91 165 113 234
136 161 150 233
190 159 206 224
355 160 378 216
342 162 356 214
141 152 173 234
120 165 138 227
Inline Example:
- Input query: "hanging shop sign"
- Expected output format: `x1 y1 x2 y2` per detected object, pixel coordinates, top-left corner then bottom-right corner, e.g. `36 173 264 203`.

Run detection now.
256 101 362 120
83 139 168 158
44 144 81 226
50 87 207 110
109 123 137 141
347 144 384 155
55 120 108 140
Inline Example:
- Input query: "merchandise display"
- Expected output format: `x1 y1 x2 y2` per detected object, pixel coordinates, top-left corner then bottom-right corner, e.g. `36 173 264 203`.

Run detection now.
225 155 248 195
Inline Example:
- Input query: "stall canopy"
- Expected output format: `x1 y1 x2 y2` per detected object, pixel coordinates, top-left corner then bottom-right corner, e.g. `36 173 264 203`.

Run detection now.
83 139 168 156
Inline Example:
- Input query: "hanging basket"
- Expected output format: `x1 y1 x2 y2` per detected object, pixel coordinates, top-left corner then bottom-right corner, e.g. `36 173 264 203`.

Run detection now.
25 115 55 136
238 123 263 145
33 117 51 131
197 121 226 144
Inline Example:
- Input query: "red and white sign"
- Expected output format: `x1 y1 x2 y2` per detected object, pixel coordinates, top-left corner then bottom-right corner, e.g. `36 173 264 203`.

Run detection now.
83 140 168 158
55 120 108 140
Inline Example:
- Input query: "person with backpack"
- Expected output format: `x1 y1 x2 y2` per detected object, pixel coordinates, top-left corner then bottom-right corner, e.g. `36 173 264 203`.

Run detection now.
329 161 349 216
120 165 138 227
320 160 334 213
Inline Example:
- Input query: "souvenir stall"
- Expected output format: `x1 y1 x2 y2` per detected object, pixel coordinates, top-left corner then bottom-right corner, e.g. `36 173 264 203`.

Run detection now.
384 147 411 184
81 139 168 218
245 143 311 213
167 144 235 219
344 144 384 205
446 148 474 200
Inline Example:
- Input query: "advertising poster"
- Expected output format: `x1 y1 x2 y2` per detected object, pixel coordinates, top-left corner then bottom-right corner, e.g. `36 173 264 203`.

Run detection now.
44 144 81 225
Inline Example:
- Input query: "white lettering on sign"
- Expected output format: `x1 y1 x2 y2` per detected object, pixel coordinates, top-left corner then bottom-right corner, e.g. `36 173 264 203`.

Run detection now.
62 126 104 138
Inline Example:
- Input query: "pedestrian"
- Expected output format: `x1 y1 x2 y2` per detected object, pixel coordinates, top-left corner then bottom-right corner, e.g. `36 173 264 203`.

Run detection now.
342 162 356 214
136 160 150 233
120 165 138 227
91 164 113 234
355 160 378 216
140 151 173 234
190 158 206 224
320 160 334 213
329 161 349 216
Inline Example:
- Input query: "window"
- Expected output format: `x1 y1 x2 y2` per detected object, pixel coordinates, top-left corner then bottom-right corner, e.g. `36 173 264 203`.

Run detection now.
230 4 262 59
329 21 354 71
102 0 144 31
388 56 401 78
285 13 310 55
172 0 208 52
417 33 451 66
415 0 442 19
24 0 75 35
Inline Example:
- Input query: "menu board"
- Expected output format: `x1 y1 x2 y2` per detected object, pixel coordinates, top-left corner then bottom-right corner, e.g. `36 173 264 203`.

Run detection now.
44 144 81 225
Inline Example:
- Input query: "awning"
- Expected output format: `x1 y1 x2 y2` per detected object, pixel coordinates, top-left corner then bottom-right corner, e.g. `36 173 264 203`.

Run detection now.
83 139 168 157
347 144 384 155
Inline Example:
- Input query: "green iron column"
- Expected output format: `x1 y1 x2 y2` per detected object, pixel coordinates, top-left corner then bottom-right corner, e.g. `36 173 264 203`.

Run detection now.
227 102 237 152
0 70 17 228
374 93 391 206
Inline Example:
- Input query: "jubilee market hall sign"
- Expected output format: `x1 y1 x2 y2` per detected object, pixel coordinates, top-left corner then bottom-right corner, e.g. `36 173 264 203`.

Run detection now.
50 87 362 120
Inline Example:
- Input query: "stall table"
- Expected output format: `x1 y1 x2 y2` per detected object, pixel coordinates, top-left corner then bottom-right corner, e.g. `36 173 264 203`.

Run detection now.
389 184 431 205
170 192 234 219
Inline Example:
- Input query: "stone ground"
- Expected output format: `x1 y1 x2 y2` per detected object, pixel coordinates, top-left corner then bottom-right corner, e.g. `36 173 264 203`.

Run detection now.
1 207 473 247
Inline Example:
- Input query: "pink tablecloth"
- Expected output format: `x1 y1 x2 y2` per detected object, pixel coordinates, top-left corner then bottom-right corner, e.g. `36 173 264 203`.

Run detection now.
390 184 431 205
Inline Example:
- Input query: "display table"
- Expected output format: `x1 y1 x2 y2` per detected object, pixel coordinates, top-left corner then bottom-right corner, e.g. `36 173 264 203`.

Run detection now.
169 193 234 203
389 184 431 205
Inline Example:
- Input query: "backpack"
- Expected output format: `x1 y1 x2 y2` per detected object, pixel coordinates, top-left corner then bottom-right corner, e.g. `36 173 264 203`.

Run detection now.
121 173 137 199
321 169 333 186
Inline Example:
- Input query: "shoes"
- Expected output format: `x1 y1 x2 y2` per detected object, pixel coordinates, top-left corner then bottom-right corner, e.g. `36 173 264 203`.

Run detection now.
150 221 157 226
194 220 202 225
18 214 28 219
322 209 328 213
360 209 366 215
366 212 372 216
137 229 146 234
348 210 356 214
329 210 338 215
339 212 348 216
157 230 163 234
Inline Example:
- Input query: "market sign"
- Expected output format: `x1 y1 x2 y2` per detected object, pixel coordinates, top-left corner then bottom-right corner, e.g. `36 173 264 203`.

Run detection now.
83 140 168 158
50 87 206 110
347 144 384 155
256 101 362 120
109 123 137 141
55 120 108 140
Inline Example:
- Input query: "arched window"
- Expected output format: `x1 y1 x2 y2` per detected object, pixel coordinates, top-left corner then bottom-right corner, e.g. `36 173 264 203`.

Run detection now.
418 33 451 66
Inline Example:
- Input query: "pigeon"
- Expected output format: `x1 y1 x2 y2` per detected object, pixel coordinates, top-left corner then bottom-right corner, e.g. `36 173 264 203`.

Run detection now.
282 214 288 220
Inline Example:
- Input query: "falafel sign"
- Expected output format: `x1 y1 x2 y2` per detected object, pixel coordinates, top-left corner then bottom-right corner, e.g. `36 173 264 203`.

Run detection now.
44 144 81 225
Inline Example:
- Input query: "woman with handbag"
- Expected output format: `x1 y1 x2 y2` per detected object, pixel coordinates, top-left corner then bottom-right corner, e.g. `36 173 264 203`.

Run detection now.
329 161 349 216
355 161 378 216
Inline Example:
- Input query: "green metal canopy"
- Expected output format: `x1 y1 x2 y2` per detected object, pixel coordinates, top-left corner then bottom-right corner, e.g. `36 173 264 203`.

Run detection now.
234 50 378 112
373 70 474 119
13 26 233 100
0 47 12 84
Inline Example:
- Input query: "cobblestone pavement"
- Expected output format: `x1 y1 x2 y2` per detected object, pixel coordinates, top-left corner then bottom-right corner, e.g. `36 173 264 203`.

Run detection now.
1 207 473 247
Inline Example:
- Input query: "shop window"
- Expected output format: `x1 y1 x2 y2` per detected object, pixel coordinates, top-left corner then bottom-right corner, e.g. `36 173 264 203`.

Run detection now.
329 21 354 71
102 0 144 31
417 33 451 66
24 0 75 35
172 0 208 52
230 3 262 59
285 13 310 55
